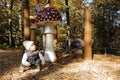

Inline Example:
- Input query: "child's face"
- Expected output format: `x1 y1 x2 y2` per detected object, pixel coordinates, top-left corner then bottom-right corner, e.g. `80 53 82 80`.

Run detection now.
29 43 36 51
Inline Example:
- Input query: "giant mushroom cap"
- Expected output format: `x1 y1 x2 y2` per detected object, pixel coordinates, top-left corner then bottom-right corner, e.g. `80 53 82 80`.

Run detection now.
70 39 84 49
36 7 62 26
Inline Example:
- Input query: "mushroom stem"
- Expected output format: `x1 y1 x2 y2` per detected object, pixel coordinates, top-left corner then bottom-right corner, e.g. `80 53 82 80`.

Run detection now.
36 7 61 62
44 22 57 62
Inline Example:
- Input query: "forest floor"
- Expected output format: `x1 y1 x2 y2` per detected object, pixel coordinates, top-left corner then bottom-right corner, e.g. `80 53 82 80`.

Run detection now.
0 49 120 80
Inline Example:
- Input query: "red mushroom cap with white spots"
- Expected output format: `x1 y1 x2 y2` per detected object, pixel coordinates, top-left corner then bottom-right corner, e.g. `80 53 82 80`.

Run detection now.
36 7 62 25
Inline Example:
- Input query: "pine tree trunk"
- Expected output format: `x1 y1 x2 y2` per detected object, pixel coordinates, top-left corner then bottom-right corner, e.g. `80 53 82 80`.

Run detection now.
22 0 30 40
84 8 92 60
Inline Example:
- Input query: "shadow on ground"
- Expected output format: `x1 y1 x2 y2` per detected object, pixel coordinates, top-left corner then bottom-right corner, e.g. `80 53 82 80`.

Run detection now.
0 50 23 77
0 49 84 80
17 50 84 80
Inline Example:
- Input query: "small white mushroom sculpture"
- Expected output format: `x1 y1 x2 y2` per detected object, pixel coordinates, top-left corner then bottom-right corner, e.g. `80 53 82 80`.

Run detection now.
36 7 61 62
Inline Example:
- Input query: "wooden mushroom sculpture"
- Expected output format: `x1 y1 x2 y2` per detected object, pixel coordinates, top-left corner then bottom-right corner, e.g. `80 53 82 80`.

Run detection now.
36 7 61 62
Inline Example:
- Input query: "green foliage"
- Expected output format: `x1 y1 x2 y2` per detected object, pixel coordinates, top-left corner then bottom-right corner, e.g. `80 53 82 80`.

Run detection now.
93 1 120 54
0 0 119 55
0 0 21 49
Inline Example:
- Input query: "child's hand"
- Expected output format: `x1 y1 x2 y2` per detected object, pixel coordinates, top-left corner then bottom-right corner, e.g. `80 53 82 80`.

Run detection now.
26 62 31 66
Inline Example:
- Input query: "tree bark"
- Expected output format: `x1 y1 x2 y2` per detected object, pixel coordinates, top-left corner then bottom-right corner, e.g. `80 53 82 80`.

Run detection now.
65 0 70 50
22 0 30 40
84 8 92 60
9 0 14 47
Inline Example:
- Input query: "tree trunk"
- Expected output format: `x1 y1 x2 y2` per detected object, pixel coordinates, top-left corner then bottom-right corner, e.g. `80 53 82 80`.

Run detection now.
9 0 14 47
65 0 70 50
22 0 30 40
84 8 92 60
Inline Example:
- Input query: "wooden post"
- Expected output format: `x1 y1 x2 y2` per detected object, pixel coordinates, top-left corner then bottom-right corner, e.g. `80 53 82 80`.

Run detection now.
84 7 92 60
30 16 36 41
22 0 30 40
30 27 36 41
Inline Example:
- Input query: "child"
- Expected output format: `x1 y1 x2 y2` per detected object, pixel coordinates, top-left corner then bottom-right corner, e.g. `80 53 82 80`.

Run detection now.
19 40 45 72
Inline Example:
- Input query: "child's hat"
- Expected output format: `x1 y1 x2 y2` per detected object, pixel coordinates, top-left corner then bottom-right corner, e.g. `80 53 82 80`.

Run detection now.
23 41 34 50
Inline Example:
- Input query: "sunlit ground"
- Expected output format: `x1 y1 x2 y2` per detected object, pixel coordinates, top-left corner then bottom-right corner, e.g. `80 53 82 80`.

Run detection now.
0 49 120 80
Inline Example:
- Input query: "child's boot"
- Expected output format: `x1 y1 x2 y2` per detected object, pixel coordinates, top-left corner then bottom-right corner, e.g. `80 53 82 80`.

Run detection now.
34 66 40 72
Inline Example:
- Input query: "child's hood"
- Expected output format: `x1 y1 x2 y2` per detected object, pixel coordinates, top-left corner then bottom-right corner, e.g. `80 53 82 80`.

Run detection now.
23 41 34 50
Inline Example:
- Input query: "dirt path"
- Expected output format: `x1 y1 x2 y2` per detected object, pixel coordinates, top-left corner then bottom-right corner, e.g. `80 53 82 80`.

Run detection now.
0 50 120 80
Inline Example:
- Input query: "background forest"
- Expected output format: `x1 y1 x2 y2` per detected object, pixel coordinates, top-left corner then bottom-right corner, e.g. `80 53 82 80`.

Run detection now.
0 0 120 55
